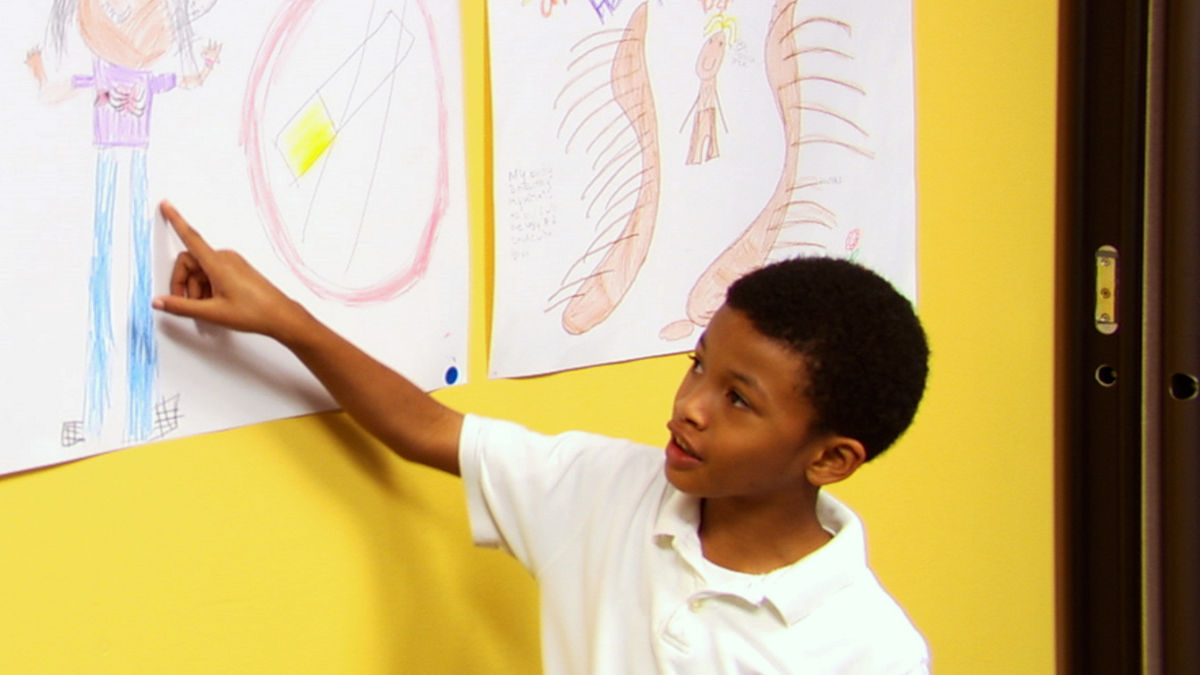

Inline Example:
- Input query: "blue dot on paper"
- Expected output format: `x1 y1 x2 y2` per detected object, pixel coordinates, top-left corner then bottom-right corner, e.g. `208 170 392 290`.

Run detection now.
445 366 460 385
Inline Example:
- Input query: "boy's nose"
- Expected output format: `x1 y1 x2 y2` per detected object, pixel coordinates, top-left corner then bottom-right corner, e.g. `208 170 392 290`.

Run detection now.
673 386 709 429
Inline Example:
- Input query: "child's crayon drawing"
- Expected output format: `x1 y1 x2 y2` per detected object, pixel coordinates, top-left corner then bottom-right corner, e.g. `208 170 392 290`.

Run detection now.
26 0 222 447
242 0 452 305
522 0 628 22
489 0 916 378
680 22 730 167
660 4 875 342
1 0 468 476
547 3 661 335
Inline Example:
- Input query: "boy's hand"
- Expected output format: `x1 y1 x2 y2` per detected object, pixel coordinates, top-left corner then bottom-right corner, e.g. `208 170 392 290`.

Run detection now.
153 201 306 340
153 202 463 475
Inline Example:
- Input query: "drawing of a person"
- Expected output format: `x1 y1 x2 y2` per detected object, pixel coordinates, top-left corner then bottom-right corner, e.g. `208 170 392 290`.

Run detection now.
681 26 728 165
26 0 221 445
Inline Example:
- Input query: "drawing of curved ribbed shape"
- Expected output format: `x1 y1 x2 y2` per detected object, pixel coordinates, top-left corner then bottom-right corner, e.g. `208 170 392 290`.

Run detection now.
548 2 660 335
660 0 873 342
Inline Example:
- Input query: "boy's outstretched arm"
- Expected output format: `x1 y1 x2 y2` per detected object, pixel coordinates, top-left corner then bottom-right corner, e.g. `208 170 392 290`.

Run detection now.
152 201 463 476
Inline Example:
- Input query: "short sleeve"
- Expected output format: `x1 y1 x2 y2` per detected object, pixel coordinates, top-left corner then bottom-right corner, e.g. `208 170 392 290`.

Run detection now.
150 72 177 94
458 414 662 576
459 414 542 558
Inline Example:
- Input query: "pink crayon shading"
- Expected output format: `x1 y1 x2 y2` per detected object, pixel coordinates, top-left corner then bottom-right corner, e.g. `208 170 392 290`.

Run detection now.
241 0 448 306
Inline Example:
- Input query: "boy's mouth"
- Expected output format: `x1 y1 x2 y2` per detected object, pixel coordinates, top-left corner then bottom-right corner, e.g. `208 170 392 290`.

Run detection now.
665 423 701 461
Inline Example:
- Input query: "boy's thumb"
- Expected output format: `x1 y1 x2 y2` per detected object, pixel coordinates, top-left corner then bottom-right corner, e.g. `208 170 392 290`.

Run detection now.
152 295 219 324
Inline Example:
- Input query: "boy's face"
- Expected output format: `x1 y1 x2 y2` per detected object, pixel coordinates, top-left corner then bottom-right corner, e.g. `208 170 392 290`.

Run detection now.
665 305 829 501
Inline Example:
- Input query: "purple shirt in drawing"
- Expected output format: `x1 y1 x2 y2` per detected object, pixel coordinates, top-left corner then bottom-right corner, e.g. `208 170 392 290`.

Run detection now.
73 59 177 148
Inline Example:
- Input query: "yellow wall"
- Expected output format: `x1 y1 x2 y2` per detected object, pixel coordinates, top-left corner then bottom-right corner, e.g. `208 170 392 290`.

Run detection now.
0 1 1057 672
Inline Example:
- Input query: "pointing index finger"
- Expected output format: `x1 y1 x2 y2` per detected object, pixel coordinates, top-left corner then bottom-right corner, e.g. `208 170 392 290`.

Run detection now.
160 200 215 261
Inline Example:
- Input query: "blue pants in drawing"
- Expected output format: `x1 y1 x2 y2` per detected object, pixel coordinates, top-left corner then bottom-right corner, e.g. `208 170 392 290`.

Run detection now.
85 148 157 441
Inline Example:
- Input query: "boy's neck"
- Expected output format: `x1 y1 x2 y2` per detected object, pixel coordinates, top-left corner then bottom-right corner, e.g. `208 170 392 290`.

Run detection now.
698 490 829 575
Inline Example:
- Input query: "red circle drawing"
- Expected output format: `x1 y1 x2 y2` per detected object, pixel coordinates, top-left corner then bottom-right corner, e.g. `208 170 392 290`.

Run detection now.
241 0 450 305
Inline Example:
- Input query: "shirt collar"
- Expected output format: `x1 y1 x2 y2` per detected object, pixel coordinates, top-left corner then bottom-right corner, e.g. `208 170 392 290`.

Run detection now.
653 488 870 626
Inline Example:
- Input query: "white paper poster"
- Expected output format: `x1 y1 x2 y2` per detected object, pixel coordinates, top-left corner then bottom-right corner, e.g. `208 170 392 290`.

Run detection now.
489 0 916 378
0 0 469 476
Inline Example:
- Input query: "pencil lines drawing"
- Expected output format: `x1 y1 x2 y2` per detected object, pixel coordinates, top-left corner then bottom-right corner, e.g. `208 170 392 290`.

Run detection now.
547 1 661 335
660 0 874 341
26 0 220 446
274 10 417 270
242 0 449 305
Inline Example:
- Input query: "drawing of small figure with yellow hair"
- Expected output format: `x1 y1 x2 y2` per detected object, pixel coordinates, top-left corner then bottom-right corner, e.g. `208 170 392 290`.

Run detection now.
681 14 734 165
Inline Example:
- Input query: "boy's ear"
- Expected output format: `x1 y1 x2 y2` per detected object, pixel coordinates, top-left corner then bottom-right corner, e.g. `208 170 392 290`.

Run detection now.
805 436 867 486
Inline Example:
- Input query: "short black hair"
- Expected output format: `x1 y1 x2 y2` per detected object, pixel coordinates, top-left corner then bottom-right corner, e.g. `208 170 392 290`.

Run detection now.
725 257 929 460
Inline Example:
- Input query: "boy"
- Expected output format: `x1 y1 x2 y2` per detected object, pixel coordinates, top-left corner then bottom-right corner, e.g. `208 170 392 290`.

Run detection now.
153 201 931 673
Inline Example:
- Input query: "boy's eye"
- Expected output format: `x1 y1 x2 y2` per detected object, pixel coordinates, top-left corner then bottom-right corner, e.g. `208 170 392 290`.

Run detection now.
728 389 750 409
687 353 703 373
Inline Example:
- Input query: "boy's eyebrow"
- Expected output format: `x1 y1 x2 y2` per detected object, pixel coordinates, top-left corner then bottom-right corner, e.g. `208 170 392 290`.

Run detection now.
730 369 765 396
698 332 766 396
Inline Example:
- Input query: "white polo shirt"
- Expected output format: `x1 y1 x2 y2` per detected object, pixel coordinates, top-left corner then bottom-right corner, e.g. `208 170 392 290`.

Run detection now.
460 414 930 674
